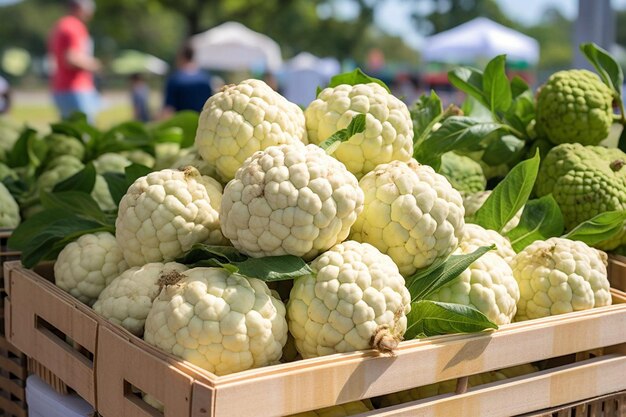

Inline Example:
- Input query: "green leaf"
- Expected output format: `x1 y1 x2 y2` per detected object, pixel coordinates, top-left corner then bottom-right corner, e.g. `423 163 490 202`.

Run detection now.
234 256 312 282
318 114 366 153
152 111 199 148
482 135 525 166
448 67 489 109
580 42 624 97
413 116 501 170
474 151 540 233
53 163 96 193
482 55 512 115
325 68 390 93
102 172 127 207
406 245 494 302
510 76 531 99
619 125 626 153
8 208 71 250
124 163 152 184
563 210 626 246
410 91 444 150
176 244 247 265
7 128 39 168
405 300 497 338
40 191 109 224
506 195 565 252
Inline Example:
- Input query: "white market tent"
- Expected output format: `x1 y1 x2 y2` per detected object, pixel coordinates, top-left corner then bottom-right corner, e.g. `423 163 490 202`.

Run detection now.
190 22 283 72
422 17 540 65
281 52 341 106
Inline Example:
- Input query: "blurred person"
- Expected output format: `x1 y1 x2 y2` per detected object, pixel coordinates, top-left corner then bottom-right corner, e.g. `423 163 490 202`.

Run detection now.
48 0 101 123
130 73 151 122
0 75 10 114
160 42 212 118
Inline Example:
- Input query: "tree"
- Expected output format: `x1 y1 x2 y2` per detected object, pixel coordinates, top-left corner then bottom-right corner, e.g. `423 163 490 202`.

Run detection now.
409 0 512 35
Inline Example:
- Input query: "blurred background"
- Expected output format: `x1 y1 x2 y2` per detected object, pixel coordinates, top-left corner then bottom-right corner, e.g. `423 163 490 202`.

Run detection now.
0 0 624 128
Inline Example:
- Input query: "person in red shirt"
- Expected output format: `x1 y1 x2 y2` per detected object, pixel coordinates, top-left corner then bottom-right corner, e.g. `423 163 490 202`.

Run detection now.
48 0 101 123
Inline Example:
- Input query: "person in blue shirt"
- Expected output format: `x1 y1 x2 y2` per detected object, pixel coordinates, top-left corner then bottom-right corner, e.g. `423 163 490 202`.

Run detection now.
160 42 212 118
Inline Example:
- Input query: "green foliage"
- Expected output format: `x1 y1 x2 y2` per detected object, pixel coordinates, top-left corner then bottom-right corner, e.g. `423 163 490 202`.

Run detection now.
506 195 565 252
319 114 366 154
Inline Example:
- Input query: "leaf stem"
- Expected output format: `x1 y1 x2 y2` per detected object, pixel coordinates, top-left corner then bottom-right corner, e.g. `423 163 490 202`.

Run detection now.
500 124 526 139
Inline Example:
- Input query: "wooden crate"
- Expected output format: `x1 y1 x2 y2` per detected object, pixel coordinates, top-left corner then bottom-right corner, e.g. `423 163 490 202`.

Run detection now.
519 391 625 417
609 254 626 291
4 259 626 417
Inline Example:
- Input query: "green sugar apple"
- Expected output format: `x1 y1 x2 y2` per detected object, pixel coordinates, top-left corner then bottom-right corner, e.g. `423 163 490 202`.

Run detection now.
0 182 20 228
45 133 85 161
37 155 84 192
536 143 626 249
536 70 614 146
439 152 486 194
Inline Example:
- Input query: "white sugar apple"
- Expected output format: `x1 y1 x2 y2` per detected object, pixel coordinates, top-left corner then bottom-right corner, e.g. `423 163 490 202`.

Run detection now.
425 249 520 325
94 152 132 174
144 267 288 376
220 143 363 260
93 262 188 336
350 159 465 276
55 232 128 305
460 224 516 263
536 70 614 146
196 79 307 183
123 150 155 168
0 182 19 228
115 167 226 267
463 191 523 234
511 237 611 321
37 155 84 192
305 82 413 178
287 241 411 358
170 146 216 179
91 175 116 211
535 143 626 250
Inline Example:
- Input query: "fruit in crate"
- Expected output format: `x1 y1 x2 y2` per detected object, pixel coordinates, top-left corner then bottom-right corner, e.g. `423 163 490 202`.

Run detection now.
305 82 413 178
115 167 226 267
220 143 363 260
287 241 411 358
511 237 612 320
350 159 465 275
144 267 287 376
0 182 19 227
196 79 307 183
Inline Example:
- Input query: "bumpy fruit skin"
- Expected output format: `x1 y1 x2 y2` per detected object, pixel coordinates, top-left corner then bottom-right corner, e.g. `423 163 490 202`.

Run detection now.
305 83 413 178
536 70 613 146
426 249 520 325
463 191 522 234
116 168 225 267
511 237 611 321
220 143 363 260
144 267 288 376
170 147 216 179
0 182 19 227
0 162 16 181
439 152 486 194
45 133 85 161
536 143 626 249
94 152 132 174
123 150 155 168
55 232 128 306
288 400 373 417
92 175 116 211
460 224 516 263
196 79 307 183
37 155 84 192
93 262 188 336
350 159 464 275
287 241 411 358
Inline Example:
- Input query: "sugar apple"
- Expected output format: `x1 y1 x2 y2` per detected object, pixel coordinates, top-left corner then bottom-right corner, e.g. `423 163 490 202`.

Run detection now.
144 267 288 376
170 146 216 179
439 152 486 194
460 224 516 263
425 248 520 325
288 400 373 417
37 155 84 192
511 237 612 321
45 133 85 161
536 70 614 146
94 152 132 174
115 167 226 267
91 175 116 211
350 159 465 276
305 83 413 178
287 241 411 358
54 232 128 305
93 262 188 336
463 191 523 234
0 162 16 181
0 182 19 228
536 143 626 249
220 143 363 260
154 143 182 170
0 119 20 162
123 150 155 168
196 79 307 183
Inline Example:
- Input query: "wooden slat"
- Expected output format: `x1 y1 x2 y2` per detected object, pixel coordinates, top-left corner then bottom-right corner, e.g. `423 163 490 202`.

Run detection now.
0 395 27 417
609 254 626 292
0 374 25 401
6 262 98 406
519 391 626 416
357 355 626 417
97 326 193 417
0 336 26 359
